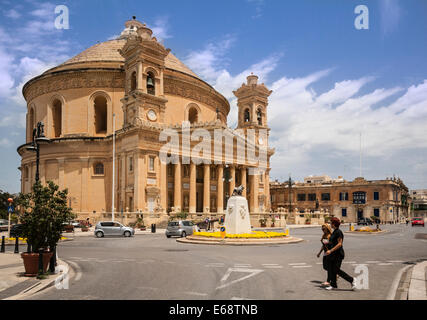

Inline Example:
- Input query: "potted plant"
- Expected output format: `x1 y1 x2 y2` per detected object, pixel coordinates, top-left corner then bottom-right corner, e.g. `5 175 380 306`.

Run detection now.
18 181 75 277
136 217 146 231
259 218 267 228
64 224 74 233
80 222 89 232
271 216 276 227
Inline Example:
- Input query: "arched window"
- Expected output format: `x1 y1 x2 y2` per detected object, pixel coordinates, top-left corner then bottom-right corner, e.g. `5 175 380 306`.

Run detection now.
188 107 198 124
147 72 155 95
244 108 250 122
94 96 107 134
94 162 104 175
52 99 62 138
257 109 263 125
130 71 137 92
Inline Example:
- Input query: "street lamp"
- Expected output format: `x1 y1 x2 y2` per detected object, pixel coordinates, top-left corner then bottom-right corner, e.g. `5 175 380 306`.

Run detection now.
26 122 51 182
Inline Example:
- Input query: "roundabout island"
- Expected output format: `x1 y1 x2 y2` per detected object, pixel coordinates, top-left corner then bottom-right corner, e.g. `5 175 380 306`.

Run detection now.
177 186 304 246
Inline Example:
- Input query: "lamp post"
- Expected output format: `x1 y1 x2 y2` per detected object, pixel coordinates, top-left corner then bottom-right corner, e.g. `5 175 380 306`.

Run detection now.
26 122 51 183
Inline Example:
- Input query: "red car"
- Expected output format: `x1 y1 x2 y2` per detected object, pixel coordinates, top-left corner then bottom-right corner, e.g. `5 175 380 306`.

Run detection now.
411 217 425 227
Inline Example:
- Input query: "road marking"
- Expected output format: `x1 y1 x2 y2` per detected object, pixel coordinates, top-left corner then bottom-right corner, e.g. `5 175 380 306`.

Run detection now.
378 263 393 266
231 296 254 300
289 263 306 266
387 260 404 263
264 265 283 269
292 265 312 268
206 263 225 268
182 291 208 297
262 264 280 266
365 261 381 264
67 260 82 281
343 261 357 264
316 262 323 265
234 264 252 268
216 268 264 290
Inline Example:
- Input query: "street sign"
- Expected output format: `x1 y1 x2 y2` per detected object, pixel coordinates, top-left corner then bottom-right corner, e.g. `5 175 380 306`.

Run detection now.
220 226 226 238
7 206 13 213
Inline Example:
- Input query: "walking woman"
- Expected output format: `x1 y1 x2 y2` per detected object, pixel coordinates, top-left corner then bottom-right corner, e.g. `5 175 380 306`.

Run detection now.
324 217 356 290
316 223 333 287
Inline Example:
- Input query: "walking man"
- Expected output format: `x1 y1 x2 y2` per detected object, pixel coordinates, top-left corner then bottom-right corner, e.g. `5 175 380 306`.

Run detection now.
324 217 357 290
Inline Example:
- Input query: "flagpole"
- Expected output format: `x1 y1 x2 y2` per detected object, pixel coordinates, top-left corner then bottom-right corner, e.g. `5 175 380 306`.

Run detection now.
112 113 116 222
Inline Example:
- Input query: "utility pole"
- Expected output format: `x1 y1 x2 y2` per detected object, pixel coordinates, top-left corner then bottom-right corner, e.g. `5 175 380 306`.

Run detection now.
112 113 116 222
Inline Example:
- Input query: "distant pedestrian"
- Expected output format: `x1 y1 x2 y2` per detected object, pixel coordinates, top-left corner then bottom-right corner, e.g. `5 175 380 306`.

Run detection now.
317 223 333 287
324 217 356 290
406 218 409 226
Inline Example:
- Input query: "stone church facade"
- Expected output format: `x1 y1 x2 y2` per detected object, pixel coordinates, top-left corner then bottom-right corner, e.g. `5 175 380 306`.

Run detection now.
17 18 274 227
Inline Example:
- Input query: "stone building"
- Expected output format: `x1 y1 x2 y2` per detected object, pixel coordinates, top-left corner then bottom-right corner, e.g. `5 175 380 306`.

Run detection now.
410 189 427 219
270 176 410 223
17 18 274 226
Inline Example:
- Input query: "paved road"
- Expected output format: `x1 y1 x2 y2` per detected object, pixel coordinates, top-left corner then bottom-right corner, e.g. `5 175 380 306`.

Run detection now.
25 224 427 300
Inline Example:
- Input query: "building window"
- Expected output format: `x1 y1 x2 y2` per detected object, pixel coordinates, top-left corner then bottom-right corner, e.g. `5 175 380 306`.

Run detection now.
244 108 250 122
149 156 155 171
374 191 379 201
353 191 366 204
94 163 104 175
183 165 189 177
129 157 133 172
211 167 216 180
94 96 107 134
374 208 380 217
339 192 349 201
147 72 155 95
297 194 306 201
308 193 316 201
130 71 137 92
52 99 62 138
321 193 331 201
342 208 347 217
188 107 198 124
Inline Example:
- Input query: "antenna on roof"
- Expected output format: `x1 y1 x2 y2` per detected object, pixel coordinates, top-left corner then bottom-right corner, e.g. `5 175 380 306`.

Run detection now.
133 16 136 20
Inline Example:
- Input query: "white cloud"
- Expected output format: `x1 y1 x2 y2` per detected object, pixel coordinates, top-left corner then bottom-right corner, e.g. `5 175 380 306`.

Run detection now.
4 8 21 19
0 137 12 147
150 16 172 42
379 0 402 36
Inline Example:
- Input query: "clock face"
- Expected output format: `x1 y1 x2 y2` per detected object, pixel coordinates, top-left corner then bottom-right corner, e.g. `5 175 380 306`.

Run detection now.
147 109 157 121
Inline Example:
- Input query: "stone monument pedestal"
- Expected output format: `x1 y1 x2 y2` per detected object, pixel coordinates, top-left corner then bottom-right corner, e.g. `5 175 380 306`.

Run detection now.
224 195 252 234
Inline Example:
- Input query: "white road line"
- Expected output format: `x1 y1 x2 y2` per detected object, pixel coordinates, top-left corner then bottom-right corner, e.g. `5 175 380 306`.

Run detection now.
67 260 82 281
378 263 393 266
264 266 283 269
216 268 264 290
365 261 381 263
343 261 357 264
289 263 306 266
292 265 312 268
182 291 208 297
234 265 252 267
316 262 323 265
387 260 404 263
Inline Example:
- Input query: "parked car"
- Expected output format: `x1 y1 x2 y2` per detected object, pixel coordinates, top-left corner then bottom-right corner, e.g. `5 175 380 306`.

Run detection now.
165 220 195 238
94 221 134 238
0 219 9 231
357 217 373 225
10 224 24 238
411 217 425 227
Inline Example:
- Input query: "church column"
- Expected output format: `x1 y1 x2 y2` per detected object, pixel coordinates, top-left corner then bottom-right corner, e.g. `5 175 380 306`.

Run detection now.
137 62 143 91
174 160 182 212
203 164 210 214
120 155 126 213
134 151 146 212
249 170 259 213
80 158 89 213
160 158 167 213
240 167 247 198
228 166 236 196
265 168 271 211
189 163 196 214
58 158 65 190
217 166 224 214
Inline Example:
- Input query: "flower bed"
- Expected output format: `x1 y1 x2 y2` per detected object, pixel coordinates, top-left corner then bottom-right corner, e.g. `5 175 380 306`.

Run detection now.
6 236 69 242
193 231 288 239
354 226 382 232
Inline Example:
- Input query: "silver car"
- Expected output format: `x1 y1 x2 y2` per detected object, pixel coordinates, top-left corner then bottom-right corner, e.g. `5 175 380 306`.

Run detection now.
94 221 134 238
165 220 196 238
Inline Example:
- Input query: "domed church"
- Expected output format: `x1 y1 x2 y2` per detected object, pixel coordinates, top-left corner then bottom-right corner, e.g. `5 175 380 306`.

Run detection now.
18 18 275 226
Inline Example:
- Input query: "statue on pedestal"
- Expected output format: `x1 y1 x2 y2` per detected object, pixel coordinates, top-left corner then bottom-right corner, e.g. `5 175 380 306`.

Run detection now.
225 186 251 234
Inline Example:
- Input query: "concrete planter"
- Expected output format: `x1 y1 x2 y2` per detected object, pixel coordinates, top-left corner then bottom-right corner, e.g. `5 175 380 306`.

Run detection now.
21 252 53 276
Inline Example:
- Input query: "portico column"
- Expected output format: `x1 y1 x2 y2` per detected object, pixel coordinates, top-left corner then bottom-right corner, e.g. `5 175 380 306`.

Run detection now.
189 163 196 214
265 168 271 211
217 166 224 213
160 159 167 213
249 170 259 213
229 166 235 195
203 164 210 214
174 160 182 212
240 167 247 198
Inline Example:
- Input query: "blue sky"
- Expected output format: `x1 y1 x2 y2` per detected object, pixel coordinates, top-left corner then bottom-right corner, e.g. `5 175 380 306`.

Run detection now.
0 0 427 193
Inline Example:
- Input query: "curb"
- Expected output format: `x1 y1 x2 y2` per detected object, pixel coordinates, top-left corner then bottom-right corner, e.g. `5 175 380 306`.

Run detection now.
408 260 427 300
3 258 71 300
176 236 304 246
345 230 389 235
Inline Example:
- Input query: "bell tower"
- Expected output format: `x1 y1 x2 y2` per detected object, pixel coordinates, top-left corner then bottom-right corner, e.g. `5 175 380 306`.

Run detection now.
233 74 272 131
119 17 170 126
